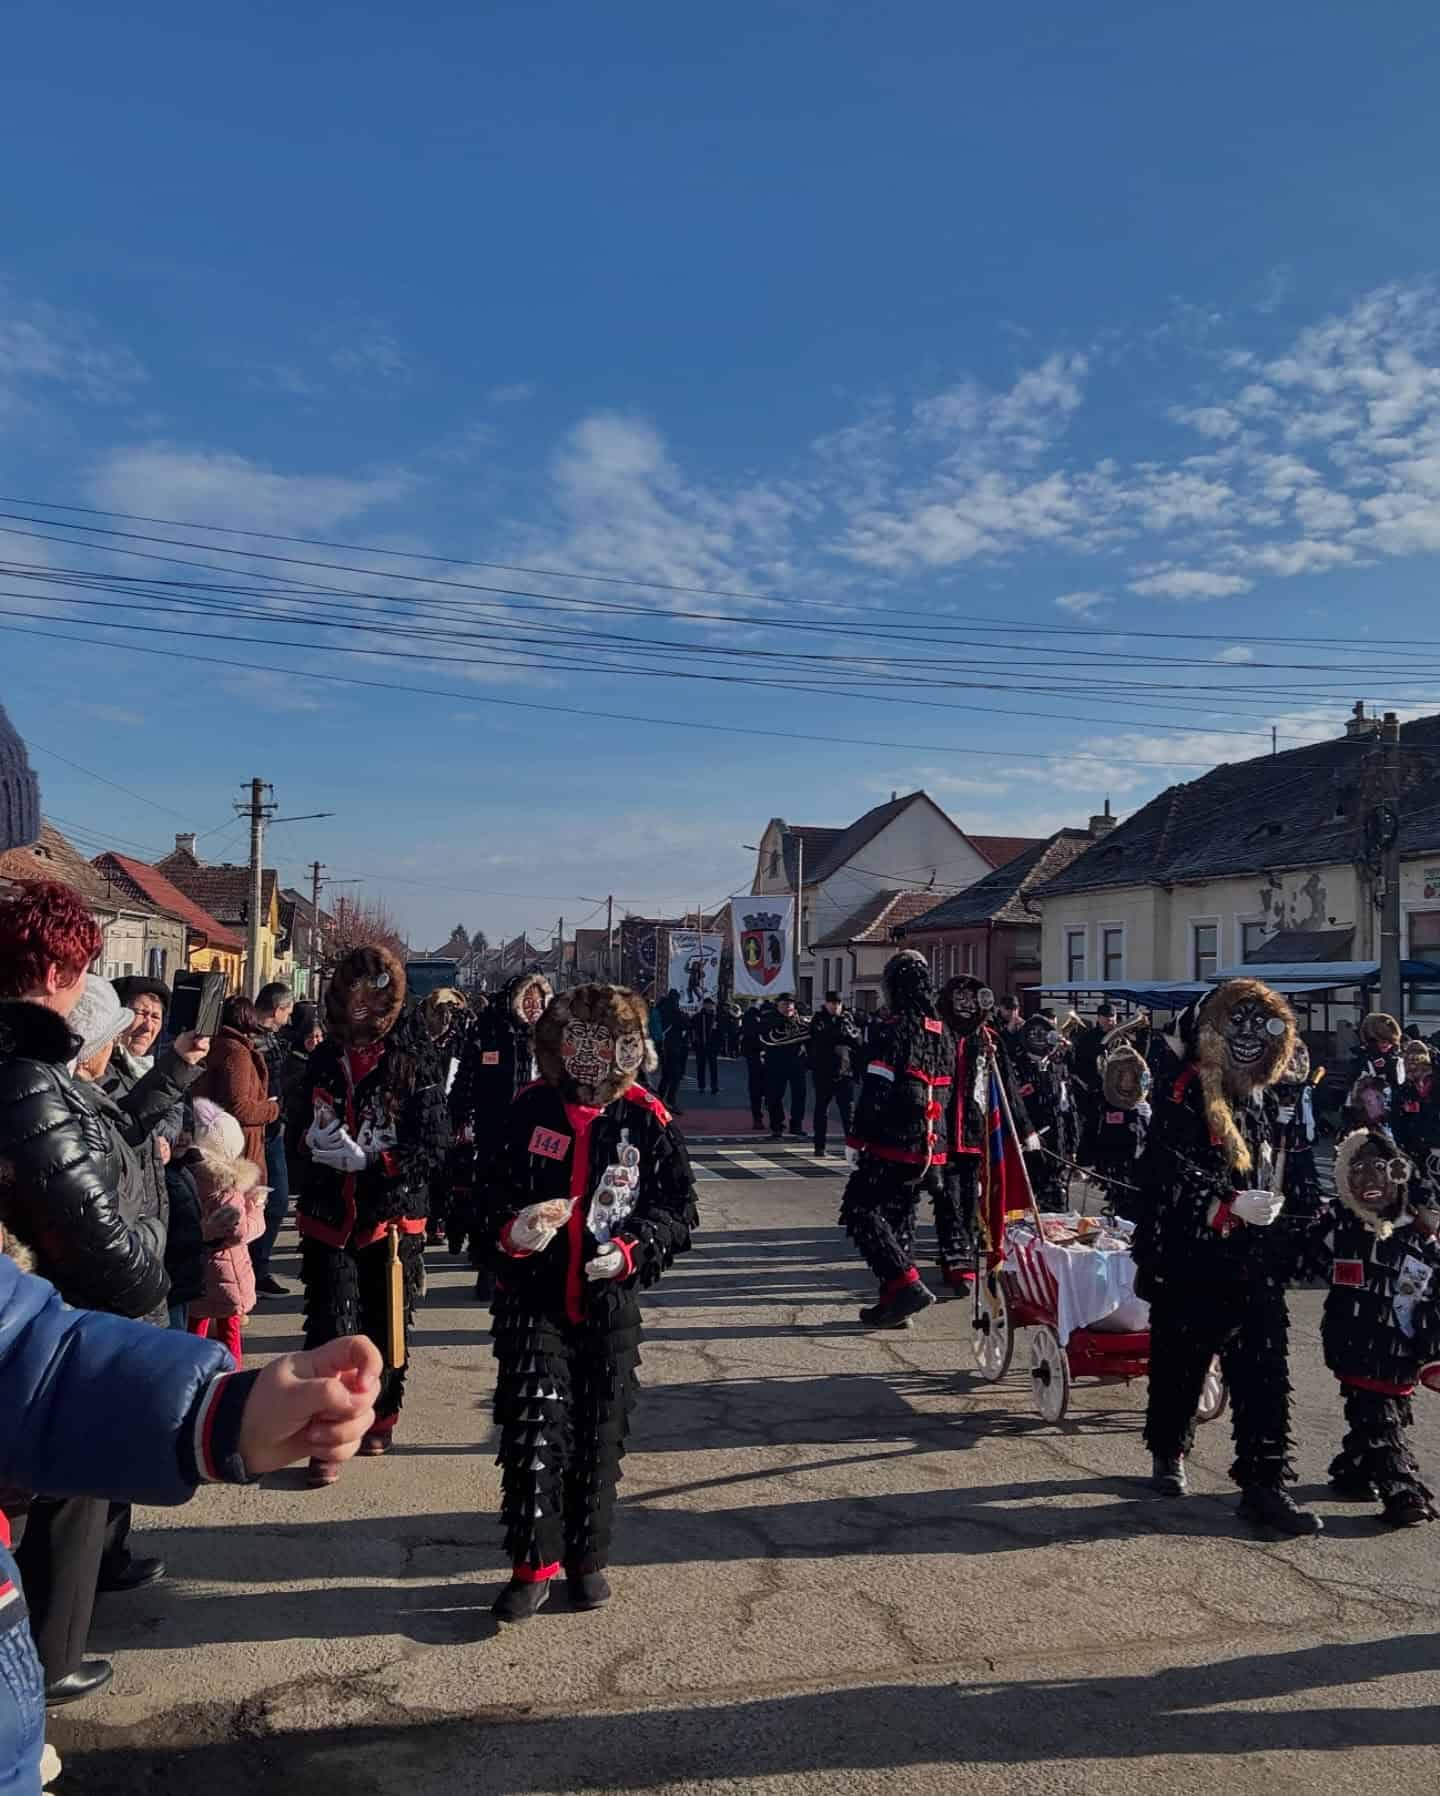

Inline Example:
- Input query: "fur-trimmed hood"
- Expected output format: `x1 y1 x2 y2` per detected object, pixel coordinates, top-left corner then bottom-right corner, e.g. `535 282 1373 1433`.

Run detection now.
0 1000 79 1068
187 1141 265 1206
504 971 553 1032
1333 1127 1412 1239
1193 977 1296 1173
1102 1043 1151 1110
1361 1011 1402 1050
534 983 648 1107
325 945 406 1048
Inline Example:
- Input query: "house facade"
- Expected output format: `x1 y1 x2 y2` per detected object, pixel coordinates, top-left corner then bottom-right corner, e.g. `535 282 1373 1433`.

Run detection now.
749 794 1040 1007
157 835 281 993
92 851 246 990
898 827 1099 1009
1032 705 1440 1026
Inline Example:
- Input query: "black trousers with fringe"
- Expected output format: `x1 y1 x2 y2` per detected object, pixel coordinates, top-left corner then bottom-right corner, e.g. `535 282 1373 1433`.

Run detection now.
841 1158 934 1285
1144 1279 1294 1488
934 1157 980 1276
1329 1383 1432 1500
300 1231 425 1421
490 1291 641 1575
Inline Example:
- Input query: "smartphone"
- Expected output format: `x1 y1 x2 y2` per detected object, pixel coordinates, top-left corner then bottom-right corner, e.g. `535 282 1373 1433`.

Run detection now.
170 971 226 1039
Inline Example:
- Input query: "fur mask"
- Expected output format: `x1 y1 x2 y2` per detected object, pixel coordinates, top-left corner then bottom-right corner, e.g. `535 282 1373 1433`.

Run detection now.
1350 1072 1390 1126
1278 1039 1312 1088
419 988 468 1043
1333 1127 1413 1238
1024 1012 1061 1060
1194 978 1296 1173
1102 1044 1151 1111
1361 1012 1402 1051
534 983 648 1106
325 945 406 1048
883 950 936 1019
1403 1038 1433 1085
939 975 994 1036
507 971 554 1031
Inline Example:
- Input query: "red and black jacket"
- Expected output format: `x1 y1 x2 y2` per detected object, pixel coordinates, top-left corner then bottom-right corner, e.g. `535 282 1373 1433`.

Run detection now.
947 1024 1032 1158
478 1082 697 1327
848 1011 954 1170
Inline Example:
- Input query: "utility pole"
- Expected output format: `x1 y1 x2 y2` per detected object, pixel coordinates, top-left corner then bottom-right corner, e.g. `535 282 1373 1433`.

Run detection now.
606 894 614 981
238 778 275 999
795 830 805 999
310 861 324 1001
1360 711 1418 1023
557 915 564 988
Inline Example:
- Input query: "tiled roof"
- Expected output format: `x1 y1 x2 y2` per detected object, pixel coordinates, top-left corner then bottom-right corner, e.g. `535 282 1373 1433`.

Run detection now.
1 823 118 907
900 830 1097 932
1036 712 1440 900
94 852 245 951
813 889 946 949
967 833 1047 871
155 854 279 929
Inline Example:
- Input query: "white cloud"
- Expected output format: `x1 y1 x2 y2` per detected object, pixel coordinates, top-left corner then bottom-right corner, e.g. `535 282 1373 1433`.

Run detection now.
488 382 535 405
328 325 409 382
1054 590 1109 618
1170 405 1239 440
1216 645 1253 663
1244 539 1356 576
90 446 415 535
217 668 330 712
1128 569 1252 599
0 287 144 428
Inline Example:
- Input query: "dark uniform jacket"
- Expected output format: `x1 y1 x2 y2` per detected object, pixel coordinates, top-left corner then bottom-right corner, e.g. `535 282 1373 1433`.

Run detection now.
849 1011 955 1169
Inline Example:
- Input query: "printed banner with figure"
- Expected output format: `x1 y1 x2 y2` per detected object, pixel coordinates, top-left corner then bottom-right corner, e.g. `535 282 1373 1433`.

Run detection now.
667 931 723 1012
730 897 795 998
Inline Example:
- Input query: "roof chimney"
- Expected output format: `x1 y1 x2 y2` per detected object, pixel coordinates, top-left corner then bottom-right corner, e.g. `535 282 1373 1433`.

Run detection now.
1381 710 1401 744
1345 700 1380 740
174 832 198 858
1088 797 1118 838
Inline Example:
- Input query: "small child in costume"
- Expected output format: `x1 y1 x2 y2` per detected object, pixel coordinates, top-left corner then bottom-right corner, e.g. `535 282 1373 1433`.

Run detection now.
184 1098 267 1368
1321 1128 1440 1528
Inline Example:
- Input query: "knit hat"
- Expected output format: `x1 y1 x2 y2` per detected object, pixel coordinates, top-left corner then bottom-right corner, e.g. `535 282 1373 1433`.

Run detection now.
69 974 135 1066
191 1096 245 1160
0 703 40 852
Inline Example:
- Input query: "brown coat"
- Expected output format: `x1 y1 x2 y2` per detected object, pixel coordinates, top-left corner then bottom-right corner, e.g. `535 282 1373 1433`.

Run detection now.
197 1027 278 1167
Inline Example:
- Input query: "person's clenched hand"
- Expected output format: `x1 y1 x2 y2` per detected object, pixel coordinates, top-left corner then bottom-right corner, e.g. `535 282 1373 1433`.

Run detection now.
1231 1189 1285 1227
310 1122 368 1173
175 1031 211 1066
237 1336 382 1475
585 1244 626 1282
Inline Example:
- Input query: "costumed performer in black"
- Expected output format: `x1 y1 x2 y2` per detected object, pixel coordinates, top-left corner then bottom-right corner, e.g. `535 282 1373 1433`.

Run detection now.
935 975 1034 1296
478 983 697 1622
1013 1009 1075 1212
448 969 554 1299
1135 976 1322 1534
294 946 451 1482
1354 1011 1406 1112
1390 1037 1440 1169
416 987 471 1246
840 950 954 1329
1070 1001 1116 1168
1318 1128 1440 1526
1265 1035 1325 1225
1085 1015 1153 1223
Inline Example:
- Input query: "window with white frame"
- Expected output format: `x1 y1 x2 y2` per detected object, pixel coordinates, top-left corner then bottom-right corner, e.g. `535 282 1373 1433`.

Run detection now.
1065 928 1086 982
1409 911 1440 1014
1240 920 1270 963
1191 921 1219 982
963 940 978 975
1100 924 1124 981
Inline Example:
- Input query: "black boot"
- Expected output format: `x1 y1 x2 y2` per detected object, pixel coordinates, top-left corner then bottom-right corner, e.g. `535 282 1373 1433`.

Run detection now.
859 1280 936 1330
1237 1486 1323 1536
1151 1454 1187 1496
566 1570 612 1610
98 1553 166 1594
493 1578 553 1624
45 1660 113 1707
473 1269 495 1303
1328 1469 1375 1499
1381 1487 1436 1528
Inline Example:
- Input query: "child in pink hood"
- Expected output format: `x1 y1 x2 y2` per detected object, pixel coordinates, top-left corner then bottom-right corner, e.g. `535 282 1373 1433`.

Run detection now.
184 1098 267 1366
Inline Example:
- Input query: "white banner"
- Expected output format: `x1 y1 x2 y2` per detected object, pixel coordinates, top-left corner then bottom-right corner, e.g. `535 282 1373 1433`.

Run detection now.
667 930 723 1012
729 897 795 999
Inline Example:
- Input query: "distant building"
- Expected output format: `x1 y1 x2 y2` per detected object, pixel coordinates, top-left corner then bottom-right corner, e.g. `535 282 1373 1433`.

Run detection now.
92 850 246 991
157 833 282 992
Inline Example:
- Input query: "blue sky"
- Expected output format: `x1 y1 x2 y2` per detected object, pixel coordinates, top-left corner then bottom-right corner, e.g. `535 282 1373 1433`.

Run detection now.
4 1 1440 947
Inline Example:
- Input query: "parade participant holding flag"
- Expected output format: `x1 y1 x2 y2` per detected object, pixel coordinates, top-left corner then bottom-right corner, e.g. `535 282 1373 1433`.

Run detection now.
477 984 697 1623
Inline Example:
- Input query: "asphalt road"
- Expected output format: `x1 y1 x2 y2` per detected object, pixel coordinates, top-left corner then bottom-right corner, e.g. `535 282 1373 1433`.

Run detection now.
54 1177 1440 1796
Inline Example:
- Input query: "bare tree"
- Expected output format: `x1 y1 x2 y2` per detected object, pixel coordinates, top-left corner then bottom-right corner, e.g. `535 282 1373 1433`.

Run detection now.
323 895 408 969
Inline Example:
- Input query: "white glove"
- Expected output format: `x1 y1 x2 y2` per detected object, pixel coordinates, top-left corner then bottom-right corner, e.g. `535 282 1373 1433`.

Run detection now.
310 1122 369 1173
507 1199 573 1254
585 1243 627 1282
1231 1188 1285 1227
1276 1104 1295 1125
845 1147 859 1171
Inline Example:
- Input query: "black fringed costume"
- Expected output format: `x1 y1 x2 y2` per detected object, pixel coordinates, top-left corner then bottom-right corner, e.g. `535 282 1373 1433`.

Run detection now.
1084 1024 1153 1222
1265 1041 1325 1226
477 985 697 1614
840 953 954 1326
1318 1130 1440 1523
447 971 553 1277
417 989 472 1244
295 949 451 1441
1135 979 1317 1526
1012 1012 1075 1212
935 977 1033 1292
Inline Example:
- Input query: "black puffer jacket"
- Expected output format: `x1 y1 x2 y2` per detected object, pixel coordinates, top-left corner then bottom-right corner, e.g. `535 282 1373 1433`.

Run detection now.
0 1001 169 1320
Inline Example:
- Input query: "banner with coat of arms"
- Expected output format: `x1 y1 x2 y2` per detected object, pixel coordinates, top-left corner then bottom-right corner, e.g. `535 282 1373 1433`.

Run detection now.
730 896 795 999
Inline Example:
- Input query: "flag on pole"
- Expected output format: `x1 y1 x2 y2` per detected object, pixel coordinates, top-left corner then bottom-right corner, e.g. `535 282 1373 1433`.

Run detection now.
980 1055 1036 1270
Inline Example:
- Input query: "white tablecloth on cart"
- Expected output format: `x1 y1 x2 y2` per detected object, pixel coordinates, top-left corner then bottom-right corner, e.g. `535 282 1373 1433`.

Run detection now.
1003 1227 1150 1345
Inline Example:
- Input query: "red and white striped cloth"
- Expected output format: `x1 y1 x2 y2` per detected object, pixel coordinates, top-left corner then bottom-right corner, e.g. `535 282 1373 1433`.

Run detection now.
1003 1226 1148 1345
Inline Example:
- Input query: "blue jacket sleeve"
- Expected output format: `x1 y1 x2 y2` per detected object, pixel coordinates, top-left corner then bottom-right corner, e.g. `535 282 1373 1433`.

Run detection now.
0 1255 233 1506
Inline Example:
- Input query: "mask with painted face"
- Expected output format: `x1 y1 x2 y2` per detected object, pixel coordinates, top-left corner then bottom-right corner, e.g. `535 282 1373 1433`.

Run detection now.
1024 1014 1060 1060
1334 1128 1413 1237
1403 1039 1433 1086
1281 1040 1311 1087
535 983 650 1106
940 976 993 1036
325 947 406 1048
509 972 554 1030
